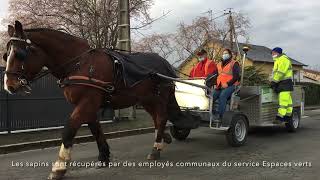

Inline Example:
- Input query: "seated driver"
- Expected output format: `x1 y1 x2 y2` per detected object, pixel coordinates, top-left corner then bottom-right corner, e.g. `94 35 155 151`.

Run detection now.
189 49 217 78
206 48 240 120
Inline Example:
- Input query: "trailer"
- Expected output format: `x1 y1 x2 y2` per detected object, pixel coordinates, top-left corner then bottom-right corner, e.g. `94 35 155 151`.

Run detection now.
171 80 304 146
160 46 305 147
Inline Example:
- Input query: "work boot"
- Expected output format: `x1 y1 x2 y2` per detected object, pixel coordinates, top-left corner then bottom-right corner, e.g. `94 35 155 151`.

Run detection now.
212 114 222 123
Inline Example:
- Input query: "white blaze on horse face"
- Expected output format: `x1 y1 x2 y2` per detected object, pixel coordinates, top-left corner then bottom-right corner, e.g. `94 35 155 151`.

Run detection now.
4 47 14 92
4 72 8 92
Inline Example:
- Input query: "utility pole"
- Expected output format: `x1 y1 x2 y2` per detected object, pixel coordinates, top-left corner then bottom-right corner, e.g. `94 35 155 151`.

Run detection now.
202 9 213 58
228 9 234 50
117 0 131 51
116 0 136 120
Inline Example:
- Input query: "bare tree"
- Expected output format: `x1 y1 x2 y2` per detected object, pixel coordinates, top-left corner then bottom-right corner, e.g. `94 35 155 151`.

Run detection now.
133 12 251 65
5 0 154 48
132 33 175 59
0 31 9 67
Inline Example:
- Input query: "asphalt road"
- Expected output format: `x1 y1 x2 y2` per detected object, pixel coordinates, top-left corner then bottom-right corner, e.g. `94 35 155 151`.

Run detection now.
1 110 320 180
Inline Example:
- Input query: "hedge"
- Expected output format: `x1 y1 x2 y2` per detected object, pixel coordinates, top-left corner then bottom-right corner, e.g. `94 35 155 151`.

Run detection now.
297 82 320 106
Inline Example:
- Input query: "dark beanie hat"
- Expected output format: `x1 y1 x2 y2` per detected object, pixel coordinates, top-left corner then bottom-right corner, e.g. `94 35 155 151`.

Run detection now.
272 47 283 54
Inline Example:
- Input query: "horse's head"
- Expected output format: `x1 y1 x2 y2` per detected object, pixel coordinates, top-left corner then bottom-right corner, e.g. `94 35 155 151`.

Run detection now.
3 21 49 94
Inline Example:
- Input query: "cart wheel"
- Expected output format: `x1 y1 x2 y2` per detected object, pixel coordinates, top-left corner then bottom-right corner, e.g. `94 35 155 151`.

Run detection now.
226 115 248 147
285 110 300 133
170 126 190 141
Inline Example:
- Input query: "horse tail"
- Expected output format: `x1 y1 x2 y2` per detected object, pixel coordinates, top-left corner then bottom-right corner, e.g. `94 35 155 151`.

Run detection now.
167 84 181 123
166 82 201 129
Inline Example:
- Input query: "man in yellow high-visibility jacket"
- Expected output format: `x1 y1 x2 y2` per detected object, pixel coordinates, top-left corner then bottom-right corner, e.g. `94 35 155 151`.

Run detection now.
270 47 294 122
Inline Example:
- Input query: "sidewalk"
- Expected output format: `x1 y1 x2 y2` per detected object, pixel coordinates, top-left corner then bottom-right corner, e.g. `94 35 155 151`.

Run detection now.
2 105 318 154
305 105 320 111
0 110 153 147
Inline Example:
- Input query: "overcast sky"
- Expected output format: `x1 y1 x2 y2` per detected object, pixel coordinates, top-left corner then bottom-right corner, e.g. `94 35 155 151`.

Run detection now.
0 0 319 67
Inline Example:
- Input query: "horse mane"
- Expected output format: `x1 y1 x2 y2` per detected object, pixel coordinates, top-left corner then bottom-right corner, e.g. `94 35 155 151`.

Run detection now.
25 28 71 35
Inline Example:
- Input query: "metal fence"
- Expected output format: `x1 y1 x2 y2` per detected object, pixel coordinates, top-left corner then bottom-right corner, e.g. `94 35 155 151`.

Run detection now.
0 67 113 133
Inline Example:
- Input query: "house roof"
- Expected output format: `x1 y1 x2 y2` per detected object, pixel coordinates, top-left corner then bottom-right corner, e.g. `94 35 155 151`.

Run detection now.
303 76 319 82
229 42 307 67
178 39 307 69
303 68 320 75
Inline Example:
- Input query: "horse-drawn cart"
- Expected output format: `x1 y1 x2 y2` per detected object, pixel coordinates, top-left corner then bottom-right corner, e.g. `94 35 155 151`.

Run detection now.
158 46 305 147
171 80 304 146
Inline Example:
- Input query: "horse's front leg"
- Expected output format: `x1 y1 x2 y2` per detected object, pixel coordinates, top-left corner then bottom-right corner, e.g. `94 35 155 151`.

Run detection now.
48 98 103 179
47 109 81 179
88 121 110 167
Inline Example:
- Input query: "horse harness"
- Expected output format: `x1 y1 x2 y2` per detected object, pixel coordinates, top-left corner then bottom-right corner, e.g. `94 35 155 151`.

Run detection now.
4 36 120 96
4 36 174 100
57 50 121 95
3 37 33 87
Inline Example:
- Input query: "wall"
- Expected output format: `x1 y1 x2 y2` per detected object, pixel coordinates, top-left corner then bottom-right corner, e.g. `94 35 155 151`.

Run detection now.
179 58 198 78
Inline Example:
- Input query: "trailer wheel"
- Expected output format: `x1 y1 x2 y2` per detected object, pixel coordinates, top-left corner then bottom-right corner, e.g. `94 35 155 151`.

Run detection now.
170 126 190 141
226 115 248 147
285 110 300 132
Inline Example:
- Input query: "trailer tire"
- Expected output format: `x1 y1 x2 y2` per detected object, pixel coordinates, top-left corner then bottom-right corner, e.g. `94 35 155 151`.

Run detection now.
285 109 300 133
170 126 190 141
226 115 248 147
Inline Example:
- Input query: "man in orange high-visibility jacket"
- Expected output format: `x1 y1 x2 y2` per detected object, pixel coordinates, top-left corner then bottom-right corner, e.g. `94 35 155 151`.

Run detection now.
189 49 217 78
207 48 240 120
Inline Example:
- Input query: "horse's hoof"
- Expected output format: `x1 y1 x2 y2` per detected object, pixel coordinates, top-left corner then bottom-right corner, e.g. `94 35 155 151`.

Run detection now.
95 160 109 169
163 133 172 144
97 153 110 168
147 148 160 160
47 170 66 180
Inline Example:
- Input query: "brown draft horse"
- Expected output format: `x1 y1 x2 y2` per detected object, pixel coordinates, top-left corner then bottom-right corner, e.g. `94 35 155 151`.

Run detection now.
3 21 181 179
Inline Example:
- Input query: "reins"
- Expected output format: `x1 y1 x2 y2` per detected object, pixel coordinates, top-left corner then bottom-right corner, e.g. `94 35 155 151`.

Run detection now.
31 49 95 82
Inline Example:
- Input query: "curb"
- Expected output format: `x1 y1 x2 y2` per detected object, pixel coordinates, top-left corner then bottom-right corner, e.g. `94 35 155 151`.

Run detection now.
0 127 157 154
305 107 320 111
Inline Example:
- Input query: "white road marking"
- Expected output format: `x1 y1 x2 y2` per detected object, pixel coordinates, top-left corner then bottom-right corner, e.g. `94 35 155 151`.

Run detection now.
302 116 309 119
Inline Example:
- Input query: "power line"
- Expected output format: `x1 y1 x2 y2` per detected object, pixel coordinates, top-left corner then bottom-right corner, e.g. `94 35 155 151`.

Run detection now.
213 9 227 15
210 13 228 22
202 9 230 22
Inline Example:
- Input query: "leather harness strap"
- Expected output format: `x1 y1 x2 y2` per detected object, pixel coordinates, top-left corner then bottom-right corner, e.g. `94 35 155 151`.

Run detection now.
59 75 115 93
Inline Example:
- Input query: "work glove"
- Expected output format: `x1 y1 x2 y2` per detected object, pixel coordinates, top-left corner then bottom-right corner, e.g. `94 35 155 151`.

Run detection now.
270 81 278 93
